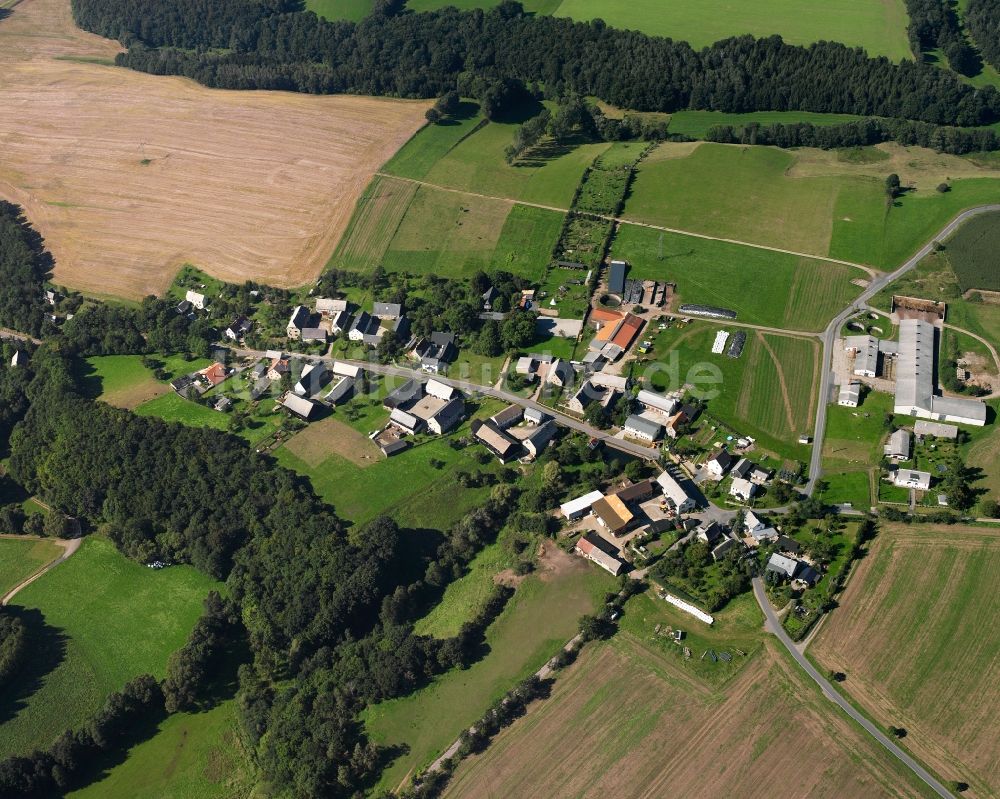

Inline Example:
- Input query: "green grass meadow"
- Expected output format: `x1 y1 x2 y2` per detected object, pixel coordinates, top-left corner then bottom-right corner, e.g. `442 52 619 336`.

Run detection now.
822 390 894 468
611 224 862 331
68 700 255 799
666 110 865 139
0 538 218 758
0 538 64 597
403 0 910 59
817 470 874 510
365 559 614 793
305 0 371 20
385 106 609 207
639 322 815 459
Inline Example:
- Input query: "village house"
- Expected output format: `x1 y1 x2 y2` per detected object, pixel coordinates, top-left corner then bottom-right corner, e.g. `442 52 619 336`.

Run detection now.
656 470 697 514
575 531 627 576
10 350 26 368
490 404 524 430
225 317 253 341
332 361 362 380
315 297 347 316
712 536 741 561
185 289 206 310
213 396 233 413
324 377 354 406
664 410 688 439
390 408 423 436
547 358 575 387
623 415 663 443
591 494 634 535
696 521 723 546
729 477 758 503
523 420 557 458
294 364 331 397
286 305 313 339
374 301 402 321
267 356 291 382
329 310 351 336
705 451 735 479
383 378 422 410
524 407 549 425
281 393 317 420
892 468 932 491
515 356 538 381
348 311 380 342
838 381 861 407
198 362 229 388
765 553 800 580
615 479 654 505
883 428 911 461
472 419 522 463
914 420 958 440
427 397 465 435
425 378 456 402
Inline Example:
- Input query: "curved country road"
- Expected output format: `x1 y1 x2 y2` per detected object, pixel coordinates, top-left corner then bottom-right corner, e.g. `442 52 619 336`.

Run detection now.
1 535 81 606
752 578 955 799
805 203 1000 494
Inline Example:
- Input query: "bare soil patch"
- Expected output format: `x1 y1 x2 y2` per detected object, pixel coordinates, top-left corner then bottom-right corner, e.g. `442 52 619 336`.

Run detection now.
443 635 931 799
0 0 428 299
100 377 170 410
812 523 1000 797
282 416 382 468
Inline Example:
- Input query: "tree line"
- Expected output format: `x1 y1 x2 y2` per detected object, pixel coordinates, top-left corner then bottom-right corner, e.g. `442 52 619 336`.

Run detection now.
903 0 980 77
965 0 1000 71
0 203 53 338
70 0 1000 130
704 116 1000 154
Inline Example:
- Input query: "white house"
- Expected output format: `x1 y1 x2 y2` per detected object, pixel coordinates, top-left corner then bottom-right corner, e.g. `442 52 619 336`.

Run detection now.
892 468 931 491
425 379 455 401
287 305 312 339
332 361 362 379
624 415 663 443
656 471 696 514
729 477 758 503
636 389 678 416
315 297 347 316
838 381 861 407
185 289 206 310
705 451 735 479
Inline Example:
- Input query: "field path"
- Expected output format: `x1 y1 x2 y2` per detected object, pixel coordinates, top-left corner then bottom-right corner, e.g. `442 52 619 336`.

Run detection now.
376 173 880 276
1 534 82 606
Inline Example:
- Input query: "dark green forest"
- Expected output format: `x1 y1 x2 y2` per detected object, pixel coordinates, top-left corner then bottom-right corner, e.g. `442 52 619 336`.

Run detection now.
71 0 1000 130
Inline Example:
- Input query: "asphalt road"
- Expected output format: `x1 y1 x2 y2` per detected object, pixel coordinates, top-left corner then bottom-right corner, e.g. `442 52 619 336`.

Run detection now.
804 203 1000 495
752 578 955 799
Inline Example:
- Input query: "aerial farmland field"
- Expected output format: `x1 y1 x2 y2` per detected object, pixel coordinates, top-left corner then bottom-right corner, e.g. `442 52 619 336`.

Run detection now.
944 210 1000 291
812 524 1000 797
0 0 429 299
441 594 936 799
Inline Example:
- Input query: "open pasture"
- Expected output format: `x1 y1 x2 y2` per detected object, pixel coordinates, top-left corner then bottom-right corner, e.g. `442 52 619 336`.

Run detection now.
331 176 563 278
622 142 1000 270
441 626 934 798
68 700 255 799
0 537 64 598
366 546 614 794
0 0 428 299
404 0 910 59
944 210 1000 291
666 110 865 139
0 538 218 758
611 224 861 331
812 524 1000 797
392 110 610 207
305 0 372 21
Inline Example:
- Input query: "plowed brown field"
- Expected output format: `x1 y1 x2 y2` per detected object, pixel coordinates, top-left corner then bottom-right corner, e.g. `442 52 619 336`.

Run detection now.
443 632 936 799
812 524 1000 798
0 0 428 299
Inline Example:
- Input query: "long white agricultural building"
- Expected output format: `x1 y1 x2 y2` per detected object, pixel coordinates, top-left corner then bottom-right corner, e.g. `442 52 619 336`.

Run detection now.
893 319 986 426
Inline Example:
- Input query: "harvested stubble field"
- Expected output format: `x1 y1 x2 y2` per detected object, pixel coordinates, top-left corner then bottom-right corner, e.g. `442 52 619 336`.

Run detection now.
0 0 428 299
442 631 935 799
812 524 1000 798
282 416 382 468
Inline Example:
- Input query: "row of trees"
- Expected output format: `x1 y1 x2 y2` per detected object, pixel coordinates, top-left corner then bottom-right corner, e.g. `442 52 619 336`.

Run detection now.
70 0 1000 129
904 0 980 76
965 0 1000 71
704 116 1000 154
0 203 52 338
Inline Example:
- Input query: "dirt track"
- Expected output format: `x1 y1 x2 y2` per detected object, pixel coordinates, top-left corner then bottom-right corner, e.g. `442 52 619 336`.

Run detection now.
0 0 429 298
